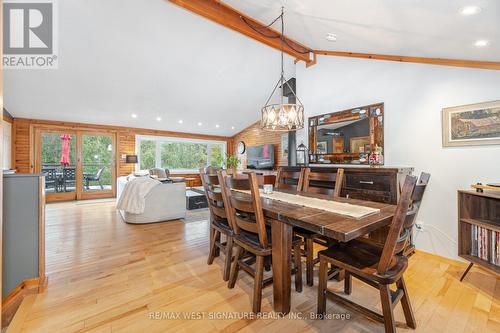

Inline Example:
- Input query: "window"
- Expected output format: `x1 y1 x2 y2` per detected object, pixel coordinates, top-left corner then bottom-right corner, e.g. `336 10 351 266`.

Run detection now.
136 135 226 173
139 140 156 170
210 144 224 167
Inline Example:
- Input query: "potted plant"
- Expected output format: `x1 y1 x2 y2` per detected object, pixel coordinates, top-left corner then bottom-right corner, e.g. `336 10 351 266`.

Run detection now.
226 155 240 175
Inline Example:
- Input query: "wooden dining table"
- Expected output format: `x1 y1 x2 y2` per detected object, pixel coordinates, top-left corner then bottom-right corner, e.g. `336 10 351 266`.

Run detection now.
233 188 396 314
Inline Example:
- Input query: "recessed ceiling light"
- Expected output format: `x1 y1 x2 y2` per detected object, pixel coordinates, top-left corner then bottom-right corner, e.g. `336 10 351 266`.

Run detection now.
215 124 220 128
131 114 138 118
231 126 235 130
178 120 183 124
156 116 162 121
474 39 489 47
197 122 202 126
460 6 481 16
326 33 337 42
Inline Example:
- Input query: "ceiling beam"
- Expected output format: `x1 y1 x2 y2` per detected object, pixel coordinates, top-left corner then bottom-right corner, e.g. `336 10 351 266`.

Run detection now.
314 50 500 71
168 0 314 65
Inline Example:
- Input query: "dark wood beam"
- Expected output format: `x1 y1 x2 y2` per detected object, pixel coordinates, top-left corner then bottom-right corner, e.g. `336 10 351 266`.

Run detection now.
168 0 313 64
314 50 500 71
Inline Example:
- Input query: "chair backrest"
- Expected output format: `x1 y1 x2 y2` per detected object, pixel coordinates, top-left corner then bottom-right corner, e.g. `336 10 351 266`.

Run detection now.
203 165 221 175
275 167 304 191
302 168 345 197
219 171 269 248
42 168 56 181
377 172 431 274
63 167 76 180
96 167 105 179
149 168 167 178
199 167 229 226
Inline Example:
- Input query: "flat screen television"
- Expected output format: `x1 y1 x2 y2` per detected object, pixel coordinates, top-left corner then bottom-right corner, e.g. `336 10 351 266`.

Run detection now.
247 144 274 170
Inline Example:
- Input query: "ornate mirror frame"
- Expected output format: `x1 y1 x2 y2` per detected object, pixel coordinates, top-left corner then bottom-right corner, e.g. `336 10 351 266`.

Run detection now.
308 102 384 165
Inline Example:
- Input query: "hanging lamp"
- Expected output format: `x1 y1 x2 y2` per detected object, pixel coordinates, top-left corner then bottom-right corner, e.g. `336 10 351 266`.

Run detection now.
260 7 304 131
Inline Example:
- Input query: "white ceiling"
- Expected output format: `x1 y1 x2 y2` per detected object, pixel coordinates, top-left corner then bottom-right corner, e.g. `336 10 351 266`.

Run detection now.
5 0 499 137
225 0 500 61
4 0 294 136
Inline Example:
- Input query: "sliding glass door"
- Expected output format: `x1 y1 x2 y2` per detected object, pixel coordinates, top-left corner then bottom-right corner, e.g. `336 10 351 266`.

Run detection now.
80 132 115 199
35 129 116 202
37 130 78 201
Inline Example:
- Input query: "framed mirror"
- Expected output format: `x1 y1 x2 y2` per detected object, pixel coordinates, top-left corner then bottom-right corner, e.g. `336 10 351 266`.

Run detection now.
308 102 384 165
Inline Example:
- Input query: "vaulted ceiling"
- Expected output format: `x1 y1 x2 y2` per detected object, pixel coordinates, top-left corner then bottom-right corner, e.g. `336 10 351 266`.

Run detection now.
4 0 295 136
5 0 499 136
225 0 500 61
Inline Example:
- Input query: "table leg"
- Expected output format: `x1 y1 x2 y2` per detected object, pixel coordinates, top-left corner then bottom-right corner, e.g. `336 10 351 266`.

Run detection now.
271 219 292 314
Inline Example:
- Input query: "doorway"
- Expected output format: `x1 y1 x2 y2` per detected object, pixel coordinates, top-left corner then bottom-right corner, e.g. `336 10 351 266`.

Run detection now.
34 128 116 202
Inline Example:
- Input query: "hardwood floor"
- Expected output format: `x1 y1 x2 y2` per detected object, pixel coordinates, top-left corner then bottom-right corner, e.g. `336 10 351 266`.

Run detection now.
13 200 500 332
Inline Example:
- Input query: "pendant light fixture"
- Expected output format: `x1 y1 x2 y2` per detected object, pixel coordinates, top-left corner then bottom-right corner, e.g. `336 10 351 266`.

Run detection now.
259 7 304 131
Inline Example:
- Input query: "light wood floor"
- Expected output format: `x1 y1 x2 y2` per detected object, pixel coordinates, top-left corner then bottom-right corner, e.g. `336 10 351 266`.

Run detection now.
14 200 500 332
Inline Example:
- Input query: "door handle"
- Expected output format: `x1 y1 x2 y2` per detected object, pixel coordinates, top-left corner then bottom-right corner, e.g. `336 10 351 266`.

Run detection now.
359 181 374 185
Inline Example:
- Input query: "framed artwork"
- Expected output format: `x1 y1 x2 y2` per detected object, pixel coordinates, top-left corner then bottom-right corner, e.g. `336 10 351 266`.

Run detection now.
281 134 288 160
350 136 370 153
442 100 500 147
316 141 327 154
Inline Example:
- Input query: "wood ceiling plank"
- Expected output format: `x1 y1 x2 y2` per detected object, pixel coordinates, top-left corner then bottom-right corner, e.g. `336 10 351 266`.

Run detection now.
168 0 313 64
314 50 500 71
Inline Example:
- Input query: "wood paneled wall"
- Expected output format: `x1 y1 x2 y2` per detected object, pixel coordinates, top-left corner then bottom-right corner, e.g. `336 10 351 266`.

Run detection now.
230 121 287 169
12 117 289 182
12 118 231 186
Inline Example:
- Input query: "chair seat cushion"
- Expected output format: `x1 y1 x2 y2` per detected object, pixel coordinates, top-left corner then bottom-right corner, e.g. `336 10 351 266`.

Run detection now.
238 226 301 249
319 239 407 284
213 217 231 233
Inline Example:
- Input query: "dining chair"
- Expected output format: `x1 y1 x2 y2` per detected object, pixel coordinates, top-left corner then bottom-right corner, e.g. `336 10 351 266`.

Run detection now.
200 167 234 282
220 170 303 313
302 168 345 197
275 167 304 191
42 167 57 192
62 167 76 192
297 168 345 286
83 167 105 190
317 172 430 333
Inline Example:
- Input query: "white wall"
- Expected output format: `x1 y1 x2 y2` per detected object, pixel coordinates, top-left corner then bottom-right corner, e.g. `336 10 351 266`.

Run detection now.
296 56 500 260
2 120 12 170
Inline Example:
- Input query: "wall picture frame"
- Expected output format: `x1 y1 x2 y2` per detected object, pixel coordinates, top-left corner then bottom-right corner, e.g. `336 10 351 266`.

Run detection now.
442 100 500 147
316 141 327 154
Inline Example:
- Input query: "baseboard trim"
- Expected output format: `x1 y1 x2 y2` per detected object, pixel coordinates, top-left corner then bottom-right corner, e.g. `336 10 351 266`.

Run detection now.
414 249 466 266
2 276 48 328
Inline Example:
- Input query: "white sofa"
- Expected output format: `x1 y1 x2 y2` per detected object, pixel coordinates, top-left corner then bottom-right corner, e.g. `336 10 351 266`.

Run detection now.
116 176 186 224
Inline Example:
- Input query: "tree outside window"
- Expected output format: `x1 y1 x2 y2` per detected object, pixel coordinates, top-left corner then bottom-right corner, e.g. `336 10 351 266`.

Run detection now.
140 140 156 170
137 136 226 172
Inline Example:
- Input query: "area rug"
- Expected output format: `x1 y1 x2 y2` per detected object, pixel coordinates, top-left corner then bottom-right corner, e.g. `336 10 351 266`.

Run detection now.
181 208 210 223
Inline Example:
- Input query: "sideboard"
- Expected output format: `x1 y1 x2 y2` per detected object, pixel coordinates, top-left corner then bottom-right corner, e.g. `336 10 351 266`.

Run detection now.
280 165 415 255
281 165 413 204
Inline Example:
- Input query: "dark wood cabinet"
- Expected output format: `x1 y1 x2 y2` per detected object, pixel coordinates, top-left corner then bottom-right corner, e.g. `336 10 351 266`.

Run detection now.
280 165 414 255
341 168 412 204
281 165 413 205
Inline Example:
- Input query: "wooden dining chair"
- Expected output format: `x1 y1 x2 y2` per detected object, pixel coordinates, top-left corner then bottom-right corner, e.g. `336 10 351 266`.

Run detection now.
317 172 430 333
297 168 345 286
275 167 304 191
302 168 345 197
200 167 234 282
219 170 303 313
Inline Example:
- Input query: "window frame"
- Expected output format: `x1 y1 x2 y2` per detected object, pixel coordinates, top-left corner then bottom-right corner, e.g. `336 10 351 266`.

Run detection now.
136 135 227 173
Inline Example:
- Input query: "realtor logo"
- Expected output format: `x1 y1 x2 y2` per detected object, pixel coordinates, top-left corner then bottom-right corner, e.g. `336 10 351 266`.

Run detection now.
3 0 58 69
